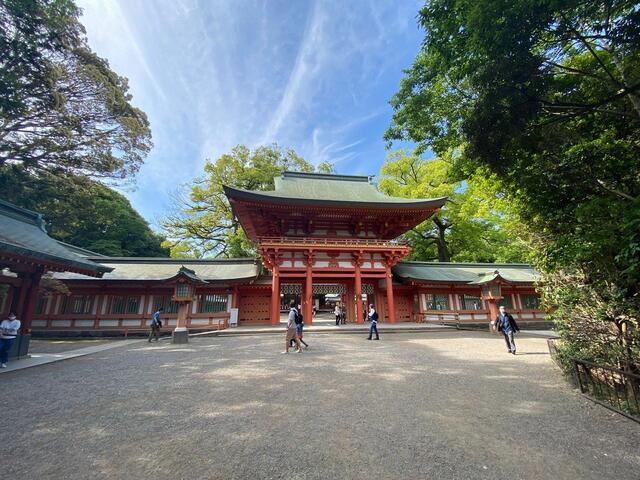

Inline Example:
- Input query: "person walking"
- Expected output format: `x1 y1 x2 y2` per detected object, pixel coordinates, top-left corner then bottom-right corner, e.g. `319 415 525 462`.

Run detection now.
367 305 379 340
296 304 309 349
1 313 21 368
340 304 346 325
283 301 303 354
335 304 341 325
495 305 520 354
148 307 163 342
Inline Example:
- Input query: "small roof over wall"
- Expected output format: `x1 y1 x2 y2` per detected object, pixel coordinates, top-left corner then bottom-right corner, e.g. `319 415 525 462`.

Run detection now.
394 262 539 285
0 199 111 277
54 257 260 283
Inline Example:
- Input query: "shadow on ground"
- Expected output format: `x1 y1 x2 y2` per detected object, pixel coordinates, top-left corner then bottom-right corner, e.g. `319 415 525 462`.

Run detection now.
1 330 639 480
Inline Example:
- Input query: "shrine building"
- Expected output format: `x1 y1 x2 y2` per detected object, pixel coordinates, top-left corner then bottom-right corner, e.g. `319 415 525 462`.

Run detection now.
0 172 546 338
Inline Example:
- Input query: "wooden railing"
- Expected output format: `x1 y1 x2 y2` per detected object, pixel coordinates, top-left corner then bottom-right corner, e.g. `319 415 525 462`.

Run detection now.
258 237 409 248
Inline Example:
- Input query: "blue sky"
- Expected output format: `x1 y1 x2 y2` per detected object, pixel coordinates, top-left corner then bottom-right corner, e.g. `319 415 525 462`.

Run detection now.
77 0 425 227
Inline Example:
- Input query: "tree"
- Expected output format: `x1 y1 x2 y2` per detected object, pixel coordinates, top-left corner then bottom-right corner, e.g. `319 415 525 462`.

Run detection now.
163 145 333 258
0 0 151 180
379 149 528 263
386 0 640 372
0 168 168 257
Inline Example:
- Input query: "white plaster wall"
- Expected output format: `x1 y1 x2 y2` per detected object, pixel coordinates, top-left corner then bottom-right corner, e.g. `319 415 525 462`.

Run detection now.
52 320 72 327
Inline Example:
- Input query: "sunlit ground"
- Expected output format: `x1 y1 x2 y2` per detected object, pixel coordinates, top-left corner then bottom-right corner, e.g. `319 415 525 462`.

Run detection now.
2 331 639 480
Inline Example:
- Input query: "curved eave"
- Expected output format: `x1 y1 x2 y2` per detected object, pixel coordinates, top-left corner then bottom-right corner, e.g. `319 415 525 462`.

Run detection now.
223 185 448 210
399 275 536 286
0 241 112 278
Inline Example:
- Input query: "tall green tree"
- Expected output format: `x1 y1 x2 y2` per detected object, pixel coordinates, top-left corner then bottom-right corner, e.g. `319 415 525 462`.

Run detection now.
163 145 333 258
386 0 640 371
1 0 151 179
1 169 168 257
379 149 528 263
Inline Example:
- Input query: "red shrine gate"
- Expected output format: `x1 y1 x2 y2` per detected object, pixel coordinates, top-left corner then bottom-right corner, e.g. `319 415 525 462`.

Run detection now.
260 237 409 325
224 171 447 326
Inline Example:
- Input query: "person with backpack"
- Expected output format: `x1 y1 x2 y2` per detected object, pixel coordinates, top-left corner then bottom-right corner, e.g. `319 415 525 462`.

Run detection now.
148 307 163 342
367 305 379 340
295 303 309 349
282 301 303 354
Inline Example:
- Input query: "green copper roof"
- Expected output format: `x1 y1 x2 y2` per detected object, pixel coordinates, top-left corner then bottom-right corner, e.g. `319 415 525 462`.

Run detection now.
55 258 260 282
224 171 447 208
164 265 208 284
0 199 111 276
394 262 539 284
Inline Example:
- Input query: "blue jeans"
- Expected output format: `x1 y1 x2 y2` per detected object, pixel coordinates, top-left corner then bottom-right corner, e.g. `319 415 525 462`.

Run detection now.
368 322 379 339
0 337 16 363
502 331 516 352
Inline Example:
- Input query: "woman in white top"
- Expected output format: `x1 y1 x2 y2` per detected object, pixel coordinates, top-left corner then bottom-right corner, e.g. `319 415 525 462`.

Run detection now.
334 304 341 326
1 313 21 368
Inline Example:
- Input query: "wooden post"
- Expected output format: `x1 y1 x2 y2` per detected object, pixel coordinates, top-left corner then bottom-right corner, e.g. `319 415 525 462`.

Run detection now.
271 264 280 326
19 269 43 334
487 299 499 333
385 265 396 324
305 264 313 326
354 263 363 324
232 284 239 309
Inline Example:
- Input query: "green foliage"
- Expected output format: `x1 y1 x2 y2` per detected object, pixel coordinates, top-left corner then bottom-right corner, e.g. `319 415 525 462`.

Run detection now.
388 0 640 370
0 0 151 179
163 145 333 258
0 167 168 257
379 149 528 263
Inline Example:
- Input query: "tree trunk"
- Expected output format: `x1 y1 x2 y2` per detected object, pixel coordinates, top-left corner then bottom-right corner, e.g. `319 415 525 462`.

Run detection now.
612 51 640 120
433 217 451 262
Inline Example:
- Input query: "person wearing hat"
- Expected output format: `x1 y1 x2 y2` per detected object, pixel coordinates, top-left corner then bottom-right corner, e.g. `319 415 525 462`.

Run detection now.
1 313 21 368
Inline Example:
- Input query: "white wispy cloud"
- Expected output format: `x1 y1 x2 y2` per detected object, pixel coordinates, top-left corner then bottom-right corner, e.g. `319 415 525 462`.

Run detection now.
76 0 424 225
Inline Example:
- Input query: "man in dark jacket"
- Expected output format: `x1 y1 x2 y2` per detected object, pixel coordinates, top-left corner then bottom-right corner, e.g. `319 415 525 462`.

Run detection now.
496 305 520 354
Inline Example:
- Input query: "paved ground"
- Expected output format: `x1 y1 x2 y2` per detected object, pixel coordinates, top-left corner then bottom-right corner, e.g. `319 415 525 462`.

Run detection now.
1 331 638 480
29 338 123 354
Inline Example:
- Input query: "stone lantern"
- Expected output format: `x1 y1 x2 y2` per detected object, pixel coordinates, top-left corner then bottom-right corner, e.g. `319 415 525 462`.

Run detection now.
167 266 207 344
472 270 506 333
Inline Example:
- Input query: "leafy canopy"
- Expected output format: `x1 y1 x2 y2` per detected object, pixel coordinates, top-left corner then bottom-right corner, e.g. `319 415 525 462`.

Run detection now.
387 0 640 370
379 149 528 263
0 0 151 180
1 168 168 257
163 145 333 258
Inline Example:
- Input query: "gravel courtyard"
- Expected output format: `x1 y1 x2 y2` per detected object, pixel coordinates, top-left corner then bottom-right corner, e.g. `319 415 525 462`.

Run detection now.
1 331 639 480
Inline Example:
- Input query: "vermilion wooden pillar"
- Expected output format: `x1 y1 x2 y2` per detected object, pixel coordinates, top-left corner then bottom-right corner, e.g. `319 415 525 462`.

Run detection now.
385 265 396 324
271 264 280 326
354 263 363 324
19 269 43 334
305 263 313 325
487 299 499 332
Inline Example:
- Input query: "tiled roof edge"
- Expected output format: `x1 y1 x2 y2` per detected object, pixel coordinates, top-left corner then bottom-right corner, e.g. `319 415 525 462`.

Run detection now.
87 257 258 264
281 171 372 183
397 261 533 268
0 198 47 232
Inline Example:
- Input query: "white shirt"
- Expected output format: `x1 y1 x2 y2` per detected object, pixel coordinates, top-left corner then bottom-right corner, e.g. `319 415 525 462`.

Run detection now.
1 318 21 339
